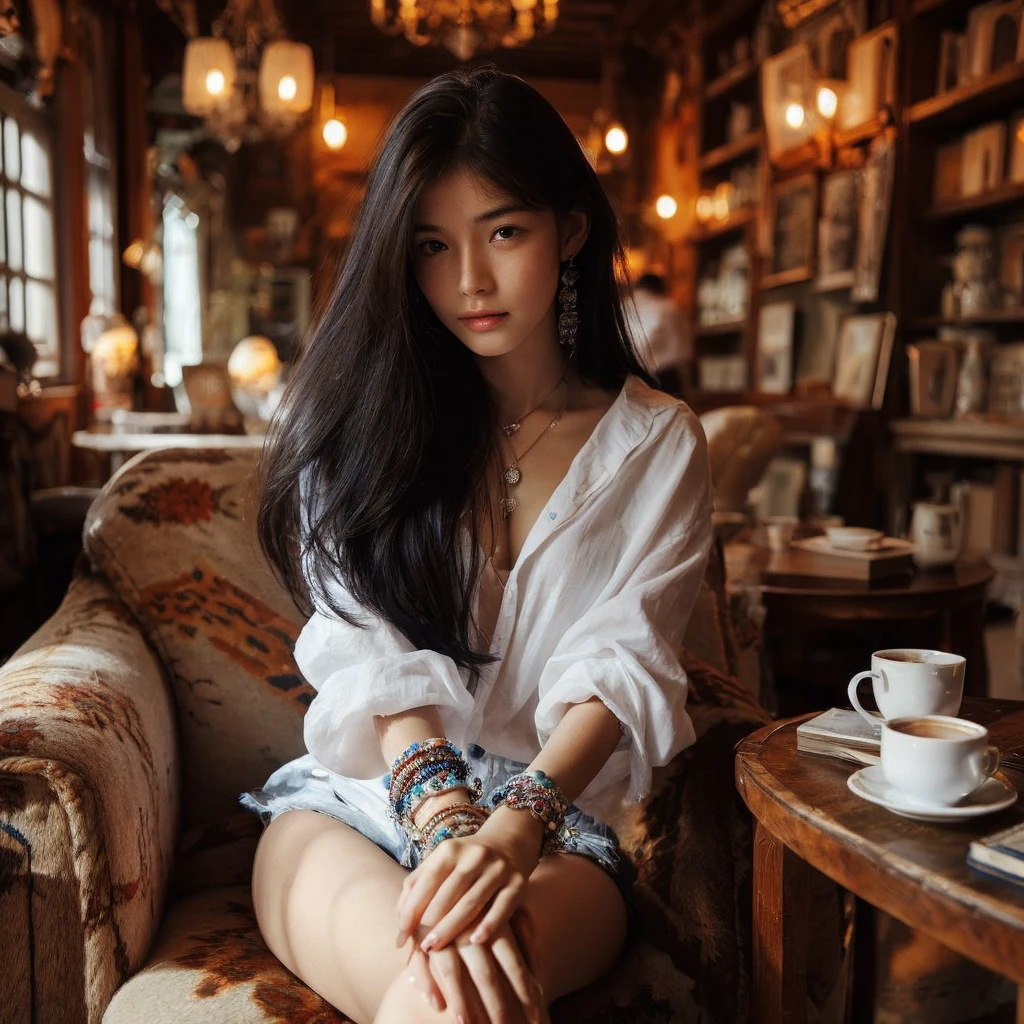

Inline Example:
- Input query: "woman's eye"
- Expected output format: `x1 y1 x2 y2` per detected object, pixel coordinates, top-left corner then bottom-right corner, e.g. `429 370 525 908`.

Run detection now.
418 239 447 255
493 226 520 241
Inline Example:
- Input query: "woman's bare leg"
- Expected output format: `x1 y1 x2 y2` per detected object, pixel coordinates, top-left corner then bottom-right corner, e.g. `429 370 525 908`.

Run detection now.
251 810 627 1024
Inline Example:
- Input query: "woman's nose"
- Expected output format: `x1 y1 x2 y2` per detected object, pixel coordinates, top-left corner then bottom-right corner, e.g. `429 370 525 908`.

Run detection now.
459 250 494 296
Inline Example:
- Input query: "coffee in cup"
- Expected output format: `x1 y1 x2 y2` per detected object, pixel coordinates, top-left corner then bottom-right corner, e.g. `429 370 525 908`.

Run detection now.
880 715 1000 806
848 649 965 726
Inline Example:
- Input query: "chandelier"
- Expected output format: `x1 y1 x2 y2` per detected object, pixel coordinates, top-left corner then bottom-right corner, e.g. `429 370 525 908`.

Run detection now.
370 0 559 62
181 0 314 152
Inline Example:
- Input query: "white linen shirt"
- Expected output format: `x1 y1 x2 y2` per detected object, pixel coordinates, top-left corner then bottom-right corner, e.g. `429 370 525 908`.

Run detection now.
297 375 713 819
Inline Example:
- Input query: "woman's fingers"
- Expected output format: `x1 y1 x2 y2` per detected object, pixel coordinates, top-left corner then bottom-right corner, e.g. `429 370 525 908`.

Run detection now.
469 875 525 945
395 847 458 945
426 945 481 1024
407 945 445 1014
457 940 532 1024
489 929 543 1018
422 861 511 950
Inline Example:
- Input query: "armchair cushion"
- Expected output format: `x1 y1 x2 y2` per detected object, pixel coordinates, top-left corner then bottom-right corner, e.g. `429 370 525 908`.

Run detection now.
83 450 311 832
0 568 178 1020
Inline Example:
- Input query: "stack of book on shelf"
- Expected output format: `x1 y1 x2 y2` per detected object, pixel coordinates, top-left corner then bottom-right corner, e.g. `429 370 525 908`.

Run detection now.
968 821 1024 889
796 708 881 765
769 536 915 582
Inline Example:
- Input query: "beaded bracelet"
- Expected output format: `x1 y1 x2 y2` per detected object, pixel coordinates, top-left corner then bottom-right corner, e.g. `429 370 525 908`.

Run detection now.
385 738 481 832
489 769 578 856
414 802 491 852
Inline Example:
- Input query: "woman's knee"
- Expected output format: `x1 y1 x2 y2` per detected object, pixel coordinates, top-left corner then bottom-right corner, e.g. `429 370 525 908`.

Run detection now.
373 970 446 1024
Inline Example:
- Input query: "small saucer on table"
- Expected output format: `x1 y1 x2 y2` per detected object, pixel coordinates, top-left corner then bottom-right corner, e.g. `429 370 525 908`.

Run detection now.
848 765 1018 822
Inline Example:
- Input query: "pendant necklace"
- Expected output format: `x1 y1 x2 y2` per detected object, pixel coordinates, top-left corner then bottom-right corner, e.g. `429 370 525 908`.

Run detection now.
500 370 567 438
500 387 567 520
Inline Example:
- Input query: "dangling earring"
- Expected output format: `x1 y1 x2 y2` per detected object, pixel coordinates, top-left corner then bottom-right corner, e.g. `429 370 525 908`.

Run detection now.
557 255 579 357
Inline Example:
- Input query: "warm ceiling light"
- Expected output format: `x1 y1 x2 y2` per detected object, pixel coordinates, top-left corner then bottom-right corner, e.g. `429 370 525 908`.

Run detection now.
205 69 226 96
604 124 628 155
655 194 677 219
277 74 298 102
323 117 348 150
784 101 806 129
816 85 838 120
695 194 714 222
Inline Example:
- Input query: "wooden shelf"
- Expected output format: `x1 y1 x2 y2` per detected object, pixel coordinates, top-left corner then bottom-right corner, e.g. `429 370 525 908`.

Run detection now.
908 63 1024 127
907 310 1024 330
705 60 757 101
695 207 756 240
695 319 747 336
925 180 1024 221
699 131 763 172
832 110 893 149
891 418 1024 460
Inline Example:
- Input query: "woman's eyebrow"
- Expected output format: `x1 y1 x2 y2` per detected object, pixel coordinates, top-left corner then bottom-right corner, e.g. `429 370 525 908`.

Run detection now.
411 204 532 234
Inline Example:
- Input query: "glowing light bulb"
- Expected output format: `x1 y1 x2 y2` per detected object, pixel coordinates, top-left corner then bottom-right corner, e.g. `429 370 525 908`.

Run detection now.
817 86 838 120
1018 121 1024 145
604 124 628 155
205 69 226 96
323 118 348 150
784 101 805 129
278 75 298 102
655 194 677 219
695 194 714 222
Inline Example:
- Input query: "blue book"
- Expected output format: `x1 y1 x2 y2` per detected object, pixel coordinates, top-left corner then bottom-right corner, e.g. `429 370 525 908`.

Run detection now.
967 821 1024 888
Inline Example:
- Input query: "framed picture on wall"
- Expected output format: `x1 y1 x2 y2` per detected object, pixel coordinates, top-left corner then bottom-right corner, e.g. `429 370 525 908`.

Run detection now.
907 341 959 418
763 172 818 289
853 132 896 303
756 301 797 393
762 44 816 161
816 168 859 292
832 312 897 409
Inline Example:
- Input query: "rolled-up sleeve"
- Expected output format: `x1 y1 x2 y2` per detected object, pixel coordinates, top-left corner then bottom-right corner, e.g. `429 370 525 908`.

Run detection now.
533 412 713 805
297 581 475 779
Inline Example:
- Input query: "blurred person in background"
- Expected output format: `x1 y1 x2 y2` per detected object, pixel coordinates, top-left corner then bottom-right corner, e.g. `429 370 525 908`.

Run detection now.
629 272 692 397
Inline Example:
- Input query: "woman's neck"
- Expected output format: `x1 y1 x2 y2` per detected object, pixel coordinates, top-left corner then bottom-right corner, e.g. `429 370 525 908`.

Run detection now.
481 346 569 424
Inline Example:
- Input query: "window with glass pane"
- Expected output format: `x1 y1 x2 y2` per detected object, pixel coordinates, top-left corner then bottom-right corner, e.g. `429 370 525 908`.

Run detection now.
0 82 60 378
80 8 118 319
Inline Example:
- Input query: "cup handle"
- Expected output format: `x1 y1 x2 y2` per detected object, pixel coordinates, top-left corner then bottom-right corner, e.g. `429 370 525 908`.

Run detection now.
848 670 881 726
984 746 1001 779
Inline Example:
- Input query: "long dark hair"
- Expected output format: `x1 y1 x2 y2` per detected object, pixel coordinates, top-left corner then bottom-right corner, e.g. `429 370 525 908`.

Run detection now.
258 66 652 672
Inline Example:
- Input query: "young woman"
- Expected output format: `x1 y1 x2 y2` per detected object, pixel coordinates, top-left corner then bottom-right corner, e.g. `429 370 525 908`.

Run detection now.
245 67 712 1024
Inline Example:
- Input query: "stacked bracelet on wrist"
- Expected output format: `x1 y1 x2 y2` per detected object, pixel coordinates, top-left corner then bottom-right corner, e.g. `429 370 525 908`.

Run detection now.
489 769 577 856
415 802 491 851
386 737 483 836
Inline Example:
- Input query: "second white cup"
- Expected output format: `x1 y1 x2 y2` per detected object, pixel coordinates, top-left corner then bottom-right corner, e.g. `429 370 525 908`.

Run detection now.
848 648 965 726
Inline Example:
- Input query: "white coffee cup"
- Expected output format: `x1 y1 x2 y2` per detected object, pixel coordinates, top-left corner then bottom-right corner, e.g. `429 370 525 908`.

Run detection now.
881 715 1001 806
848 649 965 726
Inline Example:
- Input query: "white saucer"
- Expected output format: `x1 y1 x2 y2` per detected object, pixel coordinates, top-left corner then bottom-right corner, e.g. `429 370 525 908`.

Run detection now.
847 765 1018 822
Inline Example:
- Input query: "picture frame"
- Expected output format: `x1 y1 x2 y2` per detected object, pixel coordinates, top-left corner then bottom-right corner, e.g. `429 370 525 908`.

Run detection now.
832 311 897 410
841 22 898 131
756 301 797 393
761 44 816 161
853 132 896 303
907 341 959 418
791 0 867 78
816 168 859 291
965 0 1021 79
763 172 818 289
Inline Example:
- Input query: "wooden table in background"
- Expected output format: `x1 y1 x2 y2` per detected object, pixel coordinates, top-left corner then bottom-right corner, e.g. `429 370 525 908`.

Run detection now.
735 699 1024 1024
726 543 994 712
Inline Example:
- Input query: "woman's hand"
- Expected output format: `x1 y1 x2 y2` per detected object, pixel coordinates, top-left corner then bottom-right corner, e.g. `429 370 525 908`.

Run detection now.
395 807 543 951
407 914 544 1024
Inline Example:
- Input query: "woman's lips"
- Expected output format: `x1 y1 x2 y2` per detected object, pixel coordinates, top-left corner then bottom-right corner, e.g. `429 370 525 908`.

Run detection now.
459 313 508 332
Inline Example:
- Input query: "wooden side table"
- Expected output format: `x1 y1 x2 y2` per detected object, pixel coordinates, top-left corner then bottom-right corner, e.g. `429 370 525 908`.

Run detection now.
726 543 994 713
735 699 1024 1024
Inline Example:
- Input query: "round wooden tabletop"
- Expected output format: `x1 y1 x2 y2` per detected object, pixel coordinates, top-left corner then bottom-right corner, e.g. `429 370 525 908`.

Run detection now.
735 698 1024 985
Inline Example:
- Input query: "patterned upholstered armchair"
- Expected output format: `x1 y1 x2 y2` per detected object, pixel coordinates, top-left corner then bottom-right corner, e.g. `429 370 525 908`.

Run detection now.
0 448 769 1024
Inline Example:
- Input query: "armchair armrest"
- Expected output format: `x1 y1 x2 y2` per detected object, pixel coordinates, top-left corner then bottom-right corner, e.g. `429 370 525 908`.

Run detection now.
0 566 180 1024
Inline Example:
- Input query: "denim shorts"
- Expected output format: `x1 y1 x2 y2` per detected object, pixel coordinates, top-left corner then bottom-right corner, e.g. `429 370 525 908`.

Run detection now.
240 744 633 902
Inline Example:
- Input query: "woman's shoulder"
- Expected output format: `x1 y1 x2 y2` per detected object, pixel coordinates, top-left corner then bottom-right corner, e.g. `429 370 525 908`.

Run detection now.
621 375 704 448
